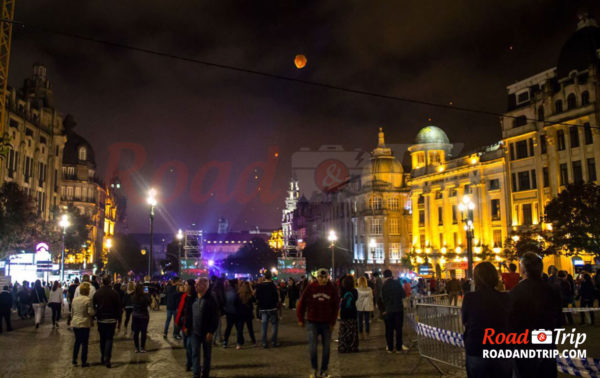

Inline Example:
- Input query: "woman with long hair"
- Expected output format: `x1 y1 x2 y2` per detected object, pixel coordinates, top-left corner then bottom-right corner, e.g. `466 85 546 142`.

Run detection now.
461 262 510 378
237 280 257 347
131 282 151 352
356 276 374 339
176 279 197 371
123 281 135 336
338 275 359 353
48 280 63 328
31 279 47 329
71 283 95 367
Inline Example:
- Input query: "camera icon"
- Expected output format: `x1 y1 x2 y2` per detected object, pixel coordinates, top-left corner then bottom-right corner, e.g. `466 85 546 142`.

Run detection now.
531 329 553 344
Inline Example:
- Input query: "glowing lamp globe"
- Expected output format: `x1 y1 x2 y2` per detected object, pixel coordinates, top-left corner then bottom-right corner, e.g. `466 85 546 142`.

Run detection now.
294 54 307 69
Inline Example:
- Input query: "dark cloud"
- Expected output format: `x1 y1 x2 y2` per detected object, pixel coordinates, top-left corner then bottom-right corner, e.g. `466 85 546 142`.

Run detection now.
9 0 600 233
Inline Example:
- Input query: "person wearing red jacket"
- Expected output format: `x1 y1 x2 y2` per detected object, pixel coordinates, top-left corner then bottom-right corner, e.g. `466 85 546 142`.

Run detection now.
297 268 339 378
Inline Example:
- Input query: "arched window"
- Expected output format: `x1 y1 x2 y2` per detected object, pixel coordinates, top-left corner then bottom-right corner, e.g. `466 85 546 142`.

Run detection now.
537 106 544 122
78 146 87 161
567 94 576 110
581 91 590 106
555 100 563 113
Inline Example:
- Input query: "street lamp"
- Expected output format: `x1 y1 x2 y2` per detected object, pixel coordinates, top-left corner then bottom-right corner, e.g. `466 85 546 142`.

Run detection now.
369 238 377 264
147 188 158 277
58 214 70 283
105 238 112 252
176 228 184 274
458 195 475 280
327 230 337 279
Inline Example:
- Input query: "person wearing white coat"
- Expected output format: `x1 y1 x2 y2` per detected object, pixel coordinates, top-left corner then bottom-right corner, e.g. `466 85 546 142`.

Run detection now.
48 281 64 327
356 276 374 339
71 282 95 367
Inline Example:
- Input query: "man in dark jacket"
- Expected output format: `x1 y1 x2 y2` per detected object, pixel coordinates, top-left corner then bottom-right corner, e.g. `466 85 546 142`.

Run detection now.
192 277 219 378
163 278 182 339
255 270 280 348
381 269 406 353
297 268 339 378
509 252 562 378
93 277 122 368
0 285 13 333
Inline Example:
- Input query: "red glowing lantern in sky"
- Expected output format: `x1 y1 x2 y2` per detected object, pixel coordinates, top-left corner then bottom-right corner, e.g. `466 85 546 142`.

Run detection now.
294 54 307 69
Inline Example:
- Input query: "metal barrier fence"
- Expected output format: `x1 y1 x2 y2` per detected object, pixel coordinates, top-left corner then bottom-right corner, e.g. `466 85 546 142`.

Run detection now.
404 294 449 350
410 303 465 375
410 302 600 377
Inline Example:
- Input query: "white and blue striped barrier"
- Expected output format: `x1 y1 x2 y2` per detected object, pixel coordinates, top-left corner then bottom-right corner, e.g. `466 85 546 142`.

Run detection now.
413 320 599 377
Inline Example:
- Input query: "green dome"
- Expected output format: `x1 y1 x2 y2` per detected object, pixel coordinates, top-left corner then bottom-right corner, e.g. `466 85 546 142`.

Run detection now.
415 125 450 145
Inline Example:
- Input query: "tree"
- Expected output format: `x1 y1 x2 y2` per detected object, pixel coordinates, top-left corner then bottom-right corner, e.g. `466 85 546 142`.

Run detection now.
502 229 554 262
544 183 600 257
161 241 180 274
62 205 91 253
303 238 353 273
105 234 145 275
222 237 279 274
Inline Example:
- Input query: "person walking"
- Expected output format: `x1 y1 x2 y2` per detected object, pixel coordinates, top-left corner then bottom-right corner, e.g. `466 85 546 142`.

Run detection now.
191 277 219 378
462 262 511 378
176 279 197 372
71 282 95 367
237 280 257 347
0 285 13 333
557 270 574 325
164 278 182 339
508 252 562 378
131 283 151 353
93 277 122 368
447 272 461 306
381 270 407 353
578 273 595 325
356 276 374 339
211 277 226 346
31 280 47 329
297 268 339 378
48 281 63 328
338 275 359 353
123 281 135 336
67 278 79 326
222 279 242 348
256 270 280 348
287 278 299 309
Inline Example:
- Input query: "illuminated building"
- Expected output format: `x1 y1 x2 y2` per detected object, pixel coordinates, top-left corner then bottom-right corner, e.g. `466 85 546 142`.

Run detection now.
281 177 299 249
407 126 509 277
501 14 600 271
1 64 66 220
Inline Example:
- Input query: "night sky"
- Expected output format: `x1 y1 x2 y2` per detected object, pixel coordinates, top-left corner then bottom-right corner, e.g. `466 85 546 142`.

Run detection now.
10 1 600 234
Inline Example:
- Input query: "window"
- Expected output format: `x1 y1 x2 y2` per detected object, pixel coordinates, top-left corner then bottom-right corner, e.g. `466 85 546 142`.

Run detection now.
493 230 503 248
78 147 87 161
513 116 527 128
419 235 426 248
557 130 566 151
390 243 400 261
581 91 589 106
417 195 424 204
489 179 500 190
518 171 531 191
531 169 537 189
390 218 399 235
511 173 517 192
567 93 577 110
38 163 46 187
491 199 501 221
569 126 579 148
388 198 399 210
453 232 458 248
435 191 443 200
588 158 597 182
439 233 444 247
584 123 593 145
371 219 382 235
516 91 530 104
438 207 443 226
543 167 549 187
522 204 533 225
464 184 471 194
452 205 457 224
540 135 547 154
555 100 563 113
516 140 528 159
529 138 534 156
537 106 544 122
572 161 583 183
66 186 74 199
418 210 425 227
449 188 457 197
560 163 568 186
509 143 515 160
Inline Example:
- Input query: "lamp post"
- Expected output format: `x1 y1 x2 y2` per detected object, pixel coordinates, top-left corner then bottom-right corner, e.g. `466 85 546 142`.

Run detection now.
176 228 184 274
458 195 475 280
58 214 70 283
327 230 337 279
147 188 158 277
369 238 377 265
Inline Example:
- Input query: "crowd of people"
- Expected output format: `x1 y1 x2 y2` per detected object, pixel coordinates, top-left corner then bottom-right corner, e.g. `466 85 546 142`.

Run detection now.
0 255 598 378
